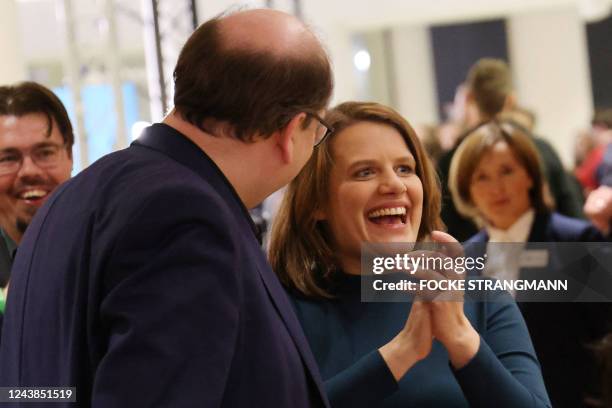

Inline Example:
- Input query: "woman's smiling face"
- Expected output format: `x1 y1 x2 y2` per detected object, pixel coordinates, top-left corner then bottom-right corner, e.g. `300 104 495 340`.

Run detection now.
469 141 533 229
319 121 423 263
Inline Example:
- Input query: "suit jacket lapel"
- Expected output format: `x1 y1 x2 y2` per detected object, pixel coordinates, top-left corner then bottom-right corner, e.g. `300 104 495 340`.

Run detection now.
527 212 551 242
250 250 331 406
134 124 261 241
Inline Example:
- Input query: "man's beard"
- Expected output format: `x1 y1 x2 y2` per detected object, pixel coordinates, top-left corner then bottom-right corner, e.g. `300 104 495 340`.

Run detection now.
16 217 29 236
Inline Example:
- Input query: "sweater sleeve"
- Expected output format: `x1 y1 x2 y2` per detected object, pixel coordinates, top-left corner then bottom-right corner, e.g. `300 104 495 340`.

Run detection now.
325 350 398 408
452 297 552 408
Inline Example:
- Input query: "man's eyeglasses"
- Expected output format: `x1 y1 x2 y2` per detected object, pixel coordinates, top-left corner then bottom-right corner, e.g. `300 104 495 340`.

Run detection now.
305 112 334 147
0 143 66 176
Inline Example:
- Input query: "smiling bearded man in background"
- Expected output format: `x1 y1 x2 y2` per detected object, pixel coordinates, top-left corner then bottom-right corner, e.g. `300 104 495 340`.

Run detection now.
0 81 73 292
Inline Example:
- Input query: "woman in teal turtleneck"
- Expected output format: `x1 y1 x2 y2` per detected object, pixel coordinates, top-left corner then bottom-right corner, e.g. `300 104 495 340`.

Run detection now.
268 101 550 408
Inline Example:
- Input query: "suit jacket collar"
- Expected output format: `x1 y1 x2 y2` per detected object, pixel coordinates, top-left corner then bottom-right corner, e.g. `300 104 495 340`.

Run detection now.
134 123 330 407
134 123 261 243
526 211 552 242
469 229 489 243
467 211 552 243
485 209 534 243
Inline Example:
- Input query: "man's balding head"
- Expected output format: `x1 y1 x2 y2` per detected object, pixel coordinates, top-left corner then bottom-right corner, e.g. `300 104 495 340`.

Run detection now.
220 9 315 54
173 8 333 142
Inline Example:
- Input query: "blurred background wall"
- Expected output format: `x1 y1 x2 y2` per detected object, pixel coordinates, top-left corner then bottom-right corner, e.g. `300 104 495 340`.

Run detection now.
2 0 611 169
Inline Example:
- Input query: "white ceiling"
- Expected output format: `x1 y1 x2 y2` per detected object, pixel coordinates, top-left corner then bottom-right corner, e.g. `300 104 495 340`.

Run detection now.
13 0 612 61
304 0 576 28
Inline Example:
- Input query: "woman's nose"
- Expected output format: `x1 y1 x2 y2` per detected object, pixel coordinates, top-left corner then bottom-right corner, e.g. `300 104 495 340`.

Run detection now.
378 172 406 195
487 177 507 195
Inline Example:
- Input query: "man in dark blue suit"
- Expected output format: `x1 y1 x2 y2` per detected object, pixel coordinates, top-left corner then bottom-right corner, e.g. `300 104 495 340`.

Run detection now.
0 8 334 407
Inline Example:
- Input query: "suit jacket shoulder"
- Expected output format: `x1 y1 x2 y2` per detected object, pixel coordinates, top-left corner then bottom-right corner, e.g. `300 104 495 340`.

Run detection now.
465 212 604 243
529 212 604 242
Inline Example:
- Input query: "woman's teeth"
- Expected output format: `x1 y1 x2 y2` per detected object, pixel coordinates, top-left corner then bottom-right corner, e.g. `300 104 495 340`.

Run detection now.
367 207 407 224
367 206 406 218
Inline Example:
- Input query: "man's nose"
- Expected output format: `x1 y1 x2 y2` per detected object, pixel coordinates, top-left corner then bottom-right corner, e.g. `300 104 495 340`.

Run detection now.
16 155 45 179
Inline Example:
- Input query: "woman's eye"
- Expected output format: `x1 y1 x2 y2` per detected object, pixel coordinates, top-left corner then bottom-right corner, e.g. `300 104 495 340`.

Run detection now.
474 173 489 182
396 165 414 175
500 166 515 176
355 168 374 178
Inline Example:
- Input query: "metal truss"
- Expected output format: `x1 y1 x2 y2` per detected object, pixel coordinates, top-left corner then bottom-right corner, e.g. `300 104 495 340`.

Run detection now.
143 0 197 120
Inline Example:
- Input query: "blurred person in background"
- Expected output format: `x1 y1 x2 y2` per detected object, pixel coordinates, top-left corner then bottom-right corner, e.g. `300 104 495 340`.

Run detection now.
584 113 612 236
0 81 74 314
0 197 16 316
501 105 586 209
436 121 464 153
582 115 612 407
575 108 612 197
269 102 551 408
591 333 612 408
498 105 536 132
437 83 470 153
438 58 583 241
575 129 599 170
450 120 608 408
413 123 444 165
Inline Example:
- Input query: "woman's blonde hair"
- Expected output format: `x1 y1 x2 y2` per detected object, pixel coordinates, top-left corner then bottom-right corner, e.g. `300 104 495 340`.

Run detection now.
268 101 443 298
449 120 552 226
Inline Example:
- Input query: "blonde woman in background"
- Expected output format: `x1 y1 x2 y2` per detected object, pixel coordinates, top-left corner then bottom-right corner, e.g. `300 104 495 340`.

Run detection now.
449 120 609 408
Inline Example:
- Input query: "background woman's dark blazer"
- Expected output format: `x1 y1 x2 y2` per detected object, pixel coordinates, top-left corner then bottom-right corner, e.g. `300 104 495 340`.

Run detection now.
466 211 610 408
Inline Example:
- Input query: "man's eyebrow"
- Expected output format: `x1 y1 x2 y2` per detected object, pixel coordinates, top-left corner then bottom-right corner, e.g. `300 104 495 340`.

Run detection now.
32 141 58 148
0 142 59 153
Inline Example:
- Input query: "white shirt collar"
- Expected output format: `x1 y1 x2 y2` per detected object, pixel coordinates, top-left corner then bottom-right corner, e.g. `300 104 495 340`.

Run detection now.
486 209 535 243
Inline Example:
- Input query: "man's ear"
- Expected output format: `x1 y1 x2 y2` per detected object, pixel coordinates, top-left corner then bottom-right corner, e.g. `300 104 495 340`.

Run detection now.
277 112 307 164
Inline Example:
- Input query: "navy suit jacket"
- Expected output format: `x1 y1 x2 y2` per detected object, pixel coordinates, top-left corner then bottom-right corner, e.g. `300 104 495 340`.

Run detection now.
467 211 604 244
0 124 329 408
466 211 610 408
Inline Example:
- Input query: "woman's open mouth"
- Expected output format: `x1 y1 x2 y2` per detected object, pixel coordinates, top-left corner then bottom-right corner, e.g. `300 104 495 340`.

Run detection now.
367 206 407 226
